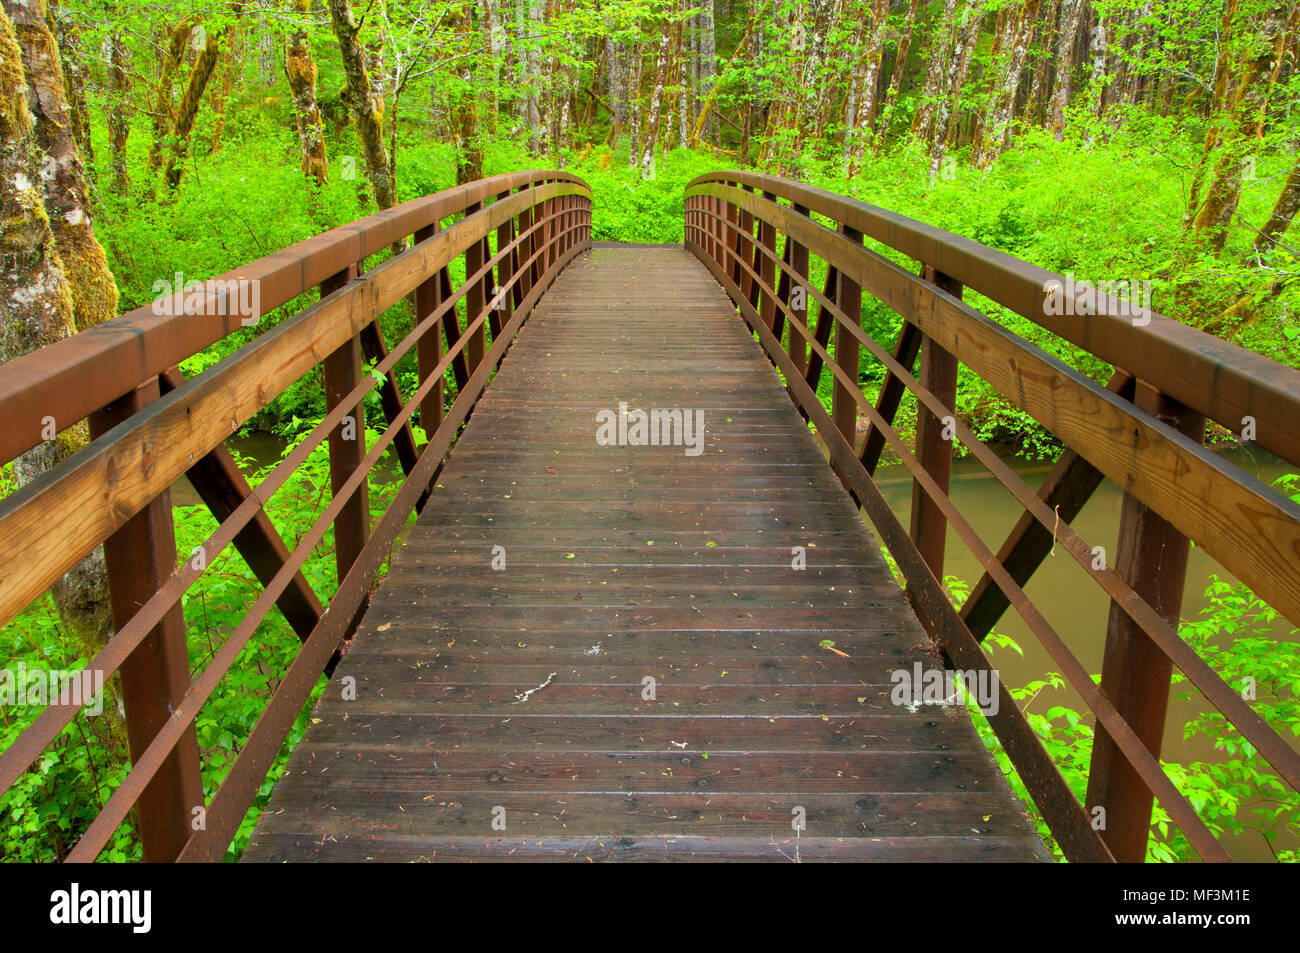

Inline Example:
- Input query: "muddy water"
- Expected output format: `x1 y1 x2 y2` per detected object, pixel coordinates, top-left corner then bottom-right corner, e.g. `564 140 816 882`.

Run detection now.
873 447 1297 861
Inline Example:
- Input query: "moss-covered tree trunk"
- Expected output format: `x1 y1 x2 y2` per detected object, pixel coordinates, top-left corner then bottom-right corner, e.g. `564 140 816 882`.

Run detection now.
327 0 395 209
106 33 130 195
285 2 327 186
1190 0 1290 253
4 0 117 332
0 2 117 682
48 2 90 168
147 19 194 172
162 25 221 190
1253 156 1300 254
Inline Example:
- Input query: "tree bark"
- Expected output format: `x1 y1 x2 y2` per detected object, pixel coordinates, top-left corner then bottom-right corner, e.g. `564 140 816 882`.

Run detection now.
640 14 670 179
974 0 1042 167
1191 0 1290 253
628 38 641 169
1253 155 1300 254
106 33 130 195
147 19 193 173
875 0 921 149
49 3 91 169
911 0 960 141
845 0 889 174
0 2 115 676
4 0 117 331
697 0 715 140
927 0 983 181
285 1 327 186
162 25 221 190
328 0 396 209
1047 0 1084 139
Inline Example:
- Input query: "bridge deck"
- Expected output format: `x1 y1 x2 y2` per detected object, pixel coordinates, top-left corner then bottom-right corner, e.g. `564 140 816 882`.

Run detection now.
243 245 1047 862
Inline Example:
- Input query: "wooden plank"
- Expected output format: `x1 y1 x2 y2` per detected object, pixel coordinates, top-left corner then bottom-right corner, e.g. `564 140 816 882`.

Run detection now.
243 246 1047 863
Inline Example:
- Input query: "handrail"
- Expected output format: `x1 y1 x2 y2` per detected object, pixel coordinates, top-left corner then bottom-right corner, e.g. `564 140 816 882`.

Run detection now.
684 171 1300 864
0 170 589 467
689 171 1300 469
0 171 592 861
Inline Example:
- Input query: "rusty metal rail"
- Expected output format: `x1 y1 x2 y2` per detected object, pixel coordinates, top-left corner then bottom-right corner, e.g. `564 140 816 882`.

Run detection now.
684 170 1300 863
0 171 592 861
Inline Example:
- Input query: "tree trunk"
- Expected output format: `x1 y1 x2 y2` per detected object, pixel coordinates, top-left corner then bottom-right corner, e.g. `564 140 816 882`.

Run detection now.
4 0 118 331
974 0 1042 167
449 6 483 183
845 0 889 175
1191 0 1290 253
928 0 983 181
285 3 327 186
628 39 641 169
607 38 627 146
147 19 193 173
1253 156 1300 254
640 14 670 180
911 0 960 141
0 2 116 681
106 33 130 194
1047 0 1084 139
1184 0 1241 226
327 0 395 209
526 0 542 154
875 0 921 149
162 26 221 190
49 3 91 170
697 0 715 140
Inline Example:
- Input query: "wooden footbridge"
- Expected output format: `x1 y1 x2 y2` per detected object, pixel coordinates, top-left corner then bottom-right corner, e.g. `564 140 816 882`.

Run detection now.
1 171 1298 863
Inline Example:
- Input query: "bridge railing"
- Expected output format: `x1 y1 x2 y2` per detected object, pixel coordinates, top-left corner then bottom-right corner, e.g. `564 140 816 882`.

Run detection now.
685 171 1300 863
0 170 592 861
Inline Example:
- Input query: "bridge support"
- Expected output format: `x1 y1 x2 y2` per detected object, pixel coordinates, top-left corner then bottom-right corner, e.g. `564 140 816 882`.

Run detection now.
831 226 864 478
321 266 371 632
1086 385 1205 863
91 378 204 862
908 269 961 623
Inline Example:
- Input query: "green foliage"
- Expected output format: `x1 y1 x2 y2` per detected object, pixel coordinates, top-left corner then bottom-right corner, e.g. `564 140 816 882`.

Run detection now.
0 428 409 861
947 474 1300 862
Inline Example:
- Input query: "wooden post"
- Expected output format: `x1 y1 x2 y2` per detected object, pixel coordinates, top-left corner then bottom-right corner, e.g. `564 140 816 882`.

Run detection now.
464 201 486 372
1085 383 1206 863
727 200 743 286
493 189 514 339
414 224 443 441
738 198 755 299
909 268 961 613
321 265 369 595
757 192 778 329
90 378 204 863
786 204 811 378
832 226 864 449
518 203 536 302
